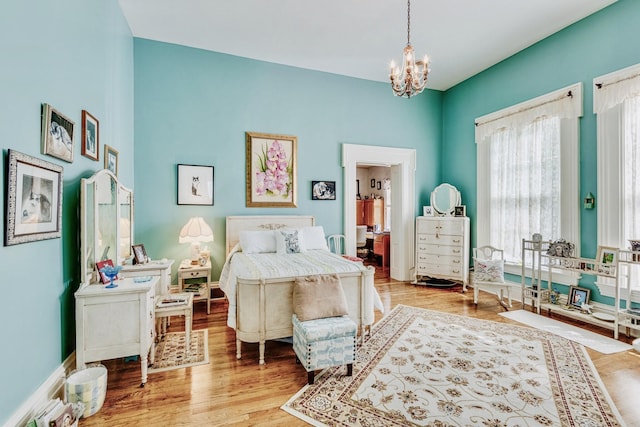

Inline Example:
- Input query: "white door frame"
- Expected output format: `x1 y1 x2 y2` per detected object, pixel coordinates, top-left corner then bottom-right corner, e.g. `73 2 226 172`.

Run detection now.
342 144 415 281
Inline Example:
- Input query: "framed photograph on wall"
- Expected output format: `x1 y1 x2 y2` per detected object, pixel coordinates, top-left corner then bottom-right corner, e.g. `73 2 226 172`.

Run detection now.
132 243 147 264
41 103 75 163
81 110 99 161
370 179 375 188
5 149 63 246
177 164 214 205
568 286 590 309
246 131 297 207
311 180 336 200
104 145 119 176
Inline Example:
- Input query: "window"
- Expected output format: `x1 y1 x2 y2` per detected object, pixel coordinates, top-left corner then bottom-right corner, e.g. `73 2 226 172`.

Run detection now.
594 64 640 298
475 84 582 280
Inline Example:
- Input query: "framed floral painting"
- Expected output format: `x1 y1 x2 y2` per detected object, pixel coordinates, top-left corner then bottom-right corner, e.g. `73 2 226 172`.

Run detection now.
245 131 297 207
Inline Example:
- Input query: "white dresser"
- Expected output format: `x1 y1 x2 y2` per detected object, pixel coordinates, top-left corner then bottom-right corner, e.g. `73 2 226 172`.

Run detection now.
415 216 470 288
75 277 158 386
121 259 174 296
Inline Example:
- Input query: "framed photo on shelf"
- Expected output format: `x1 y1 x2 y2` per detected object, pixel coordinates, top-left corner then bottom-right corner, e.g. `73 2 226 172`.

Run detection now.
5 150 63 246
104 145 119 176
96 259 114 283
177 164 214 205
132 243 147 264
311 180 336 200
423 206 433 216
454 205 466 217
567 286 591 309
81 110 99 161
245 131 297 207
596 245 618 265
41 103 75 163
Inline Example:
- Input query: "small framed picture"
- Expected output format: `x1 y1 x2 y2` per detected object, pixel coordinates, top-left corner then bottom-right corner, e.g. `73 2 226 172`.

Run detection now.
177 164 214 205
377 181 381 190
370 179 375 188
423 206 433 216
41 103 75 163
96 259 114 284
596 245 618 265
568 286 590 309
132 243 147 264
104 145 119 176
4 150 64 245
81 110 99 161
311 180 336 200
454 205 466 217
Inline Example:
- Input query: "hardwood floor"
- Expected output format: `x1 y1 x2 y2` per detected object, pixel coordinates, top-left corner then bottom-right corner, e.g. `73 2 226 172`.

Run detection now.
81 268 640 426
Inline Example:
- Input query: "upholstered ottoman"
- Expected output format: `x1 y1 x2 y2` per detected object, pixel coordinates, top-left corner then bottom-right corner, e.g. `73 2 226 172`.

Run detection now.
292 313 357 384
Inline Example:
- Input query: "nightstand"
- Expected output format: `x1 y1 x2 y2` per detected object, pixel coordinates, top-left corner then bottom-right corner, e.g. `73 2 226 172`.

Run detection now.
178 259 211 314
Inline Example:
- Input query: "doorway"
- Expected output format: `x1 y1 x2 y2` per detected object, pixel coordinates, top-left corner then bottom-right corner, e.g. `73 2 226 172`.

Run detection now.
342 144 416 281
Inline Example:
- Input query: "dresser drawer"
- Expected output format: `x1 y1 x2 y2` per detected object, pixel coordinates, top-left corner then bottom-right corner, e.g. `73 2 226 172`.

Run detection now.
416 252 463 266
417 219 465 235
181 270 208 279
417 243 464 256
417 234 464 247
416 262 464 277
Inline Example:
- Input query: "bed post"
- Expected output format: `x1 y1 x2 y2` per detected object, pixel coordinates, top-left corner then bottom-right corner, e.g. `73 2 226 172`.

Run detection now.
259 279 266 365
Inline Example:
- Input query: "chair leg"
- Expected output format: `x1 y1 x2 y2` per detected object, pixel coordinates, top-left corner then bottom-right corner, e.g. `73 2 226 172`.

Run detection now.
308 371 315 385
347 363 353 377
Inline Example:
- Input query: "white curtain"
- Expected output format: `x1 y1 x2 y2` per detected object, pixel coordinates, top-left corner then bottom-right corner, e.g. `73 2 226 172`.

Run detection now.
623 96 640 244
488 117 561 263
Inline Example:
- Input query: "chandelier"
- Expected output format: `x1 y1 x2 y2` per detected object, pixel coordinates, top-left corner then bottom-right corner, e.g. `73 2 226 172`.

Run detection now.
389 0 430 98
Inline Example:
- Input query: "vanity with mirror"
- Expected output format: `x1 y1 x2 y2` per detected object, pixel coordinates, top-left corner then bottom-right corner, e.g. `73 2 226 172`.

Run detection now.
414 183 470 288
74 169 170 386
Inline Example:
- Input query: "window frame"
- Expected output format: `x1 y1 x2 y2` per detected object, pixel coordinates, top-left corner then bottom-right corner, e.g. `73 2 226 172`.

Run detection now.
475 83 582 285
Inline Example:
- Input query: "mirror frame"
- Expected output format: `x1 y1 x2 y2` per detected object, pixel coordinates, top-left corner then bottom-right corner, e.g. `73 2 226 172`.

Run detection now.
430 183 461 216
80 169 134 285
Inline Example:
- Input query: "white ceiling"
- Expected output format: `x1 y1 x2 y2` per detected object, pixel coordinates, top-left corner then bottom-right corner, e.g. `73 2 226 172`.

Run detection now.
118 0 616 91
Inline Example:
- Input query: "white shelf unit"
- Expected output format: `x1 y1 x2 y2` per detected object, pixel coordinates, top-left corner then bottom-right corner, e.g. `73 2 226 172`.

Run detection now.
521 239 620 338
615 250 640 339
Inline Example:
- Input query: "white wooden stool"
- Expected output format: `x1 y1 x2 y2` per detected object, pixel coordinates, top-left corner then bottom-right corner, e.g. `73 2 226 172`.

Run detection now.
154 292 193 349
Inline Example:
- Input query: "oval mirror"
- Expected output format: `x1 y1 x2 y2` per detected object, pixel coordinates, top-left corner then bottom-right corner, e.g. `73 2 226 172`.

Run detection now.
430 183 461 215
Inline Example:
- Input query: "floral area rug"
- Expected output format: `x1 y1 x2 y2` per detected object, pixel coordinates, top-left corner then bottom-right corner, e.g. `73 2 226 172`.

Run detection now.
282 304 625 426
149 329 209 373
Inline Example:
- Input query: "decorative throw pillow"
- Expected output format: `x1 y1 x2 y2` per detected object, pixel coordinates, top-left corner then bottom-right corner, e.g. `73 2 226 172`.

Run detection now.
474 258 505 283
300 226 328 251
293 274 349 321
239 230 276 254
275 229 305 254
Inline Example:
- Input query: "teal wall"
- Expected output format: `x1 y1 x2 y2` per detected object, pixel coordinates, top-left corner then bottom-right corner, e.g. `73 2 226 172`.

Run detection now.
132 39 442 280
0 0 133 423
441 0 638 303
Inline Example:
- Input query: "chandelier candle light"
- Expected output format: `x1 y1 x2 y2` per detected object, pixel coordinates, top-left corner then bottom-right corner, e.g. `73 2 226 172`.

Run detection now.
389 0 430 98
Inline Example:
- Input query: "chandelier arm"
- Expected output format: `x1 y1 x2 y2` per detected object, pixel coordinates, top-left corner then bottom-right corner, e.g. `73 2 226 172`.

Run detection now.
407 0 411 46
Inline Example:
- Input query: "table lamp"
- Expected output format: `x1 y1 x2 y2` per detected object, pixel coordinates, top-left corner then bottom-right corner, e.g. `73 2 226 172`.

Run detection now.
179 217 214 265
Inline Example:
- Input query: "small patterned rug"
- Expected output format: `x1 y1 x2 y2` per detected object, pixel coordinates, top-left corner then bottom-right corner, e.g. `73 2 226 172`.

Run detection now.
282 304 625 426
149 329 209 373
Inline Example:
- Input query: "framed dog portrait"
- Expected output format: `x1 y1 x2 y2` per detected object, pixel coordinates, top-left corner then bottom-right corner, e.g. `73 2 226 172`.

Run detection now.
42 103 75 163
5 150 63 245
311 181 336 200
177 164 214 205
81 110 99 161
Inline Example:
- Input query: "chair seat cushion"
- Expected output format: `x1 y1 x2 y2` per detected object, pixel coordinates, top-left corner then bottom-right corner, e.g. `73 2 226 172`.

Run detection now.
293 314 357 343
474 258 505 282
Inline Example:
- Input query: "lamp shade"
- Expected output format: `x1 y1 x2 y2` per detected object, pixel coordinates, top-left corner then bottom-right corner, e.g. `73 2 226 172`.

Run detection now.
179 217 214 244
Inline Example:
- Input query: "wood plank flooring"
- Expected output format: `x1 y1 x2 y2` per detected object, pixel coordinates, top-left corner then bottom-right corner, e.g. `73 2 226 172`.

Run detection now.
80 267 640 426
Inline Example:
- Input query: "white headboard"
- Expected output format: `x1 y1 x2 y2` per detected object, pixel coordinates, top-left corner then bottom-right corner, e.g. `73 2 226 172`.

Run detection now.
225 215 315 256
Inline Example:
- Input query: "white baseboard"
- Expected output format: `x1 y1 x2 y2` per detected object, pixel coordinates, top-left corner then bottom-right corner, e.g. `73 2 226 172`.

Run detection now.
3 352 75 427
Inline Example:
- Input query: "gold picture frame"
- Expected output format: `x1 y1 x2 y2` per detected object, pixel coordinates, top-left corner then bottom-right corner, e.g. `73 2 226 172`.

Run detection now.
245 131 297 207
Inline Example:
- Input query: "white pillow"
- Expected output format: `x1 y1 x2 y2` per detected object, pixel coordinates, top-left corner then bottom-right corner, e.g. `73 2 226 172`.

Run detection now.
301 226 328 251
275 229 306 254
474 258 504 283
239 230 276 254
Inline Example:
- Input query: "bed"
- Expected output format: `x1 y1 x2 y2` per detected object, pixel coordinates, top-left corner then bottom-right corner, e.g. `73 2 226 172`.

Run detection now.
219 215 382 364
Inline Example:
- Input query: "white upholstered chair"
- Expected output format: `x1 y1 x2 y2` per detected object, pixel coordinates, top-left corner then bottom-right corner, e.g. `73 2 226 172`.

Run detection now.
356 225 368 258
327 234 346 255
472 246 511 308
